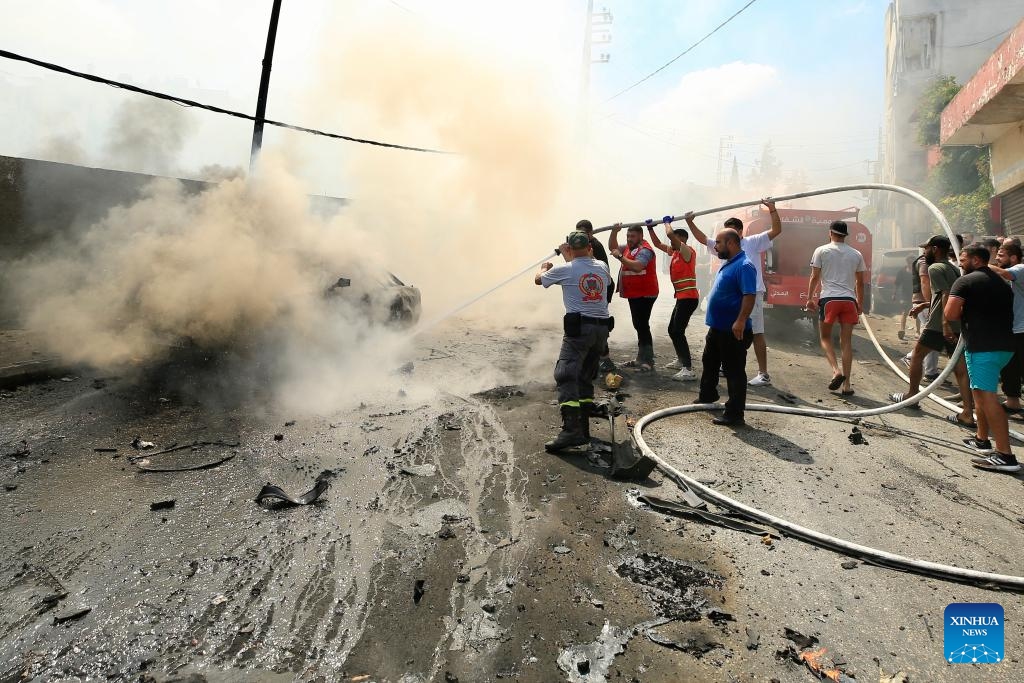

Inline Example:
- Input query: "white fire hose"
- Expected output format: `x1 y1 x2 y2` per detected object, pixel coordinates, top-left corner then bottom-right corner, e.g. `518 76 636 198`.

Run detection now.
435 182 1022 588
621 183 1024 590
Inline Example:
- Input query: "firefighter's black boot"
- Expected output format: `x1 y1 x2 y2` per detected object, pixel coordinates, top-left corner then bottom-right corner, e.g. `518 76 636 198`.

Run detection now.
580 401 593 441
545 405 587 452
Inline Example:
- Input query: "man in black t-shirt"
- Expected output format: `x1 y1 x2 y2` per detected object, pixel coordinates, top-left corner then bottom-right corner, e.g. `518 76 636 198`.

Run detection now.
945 244 1020 473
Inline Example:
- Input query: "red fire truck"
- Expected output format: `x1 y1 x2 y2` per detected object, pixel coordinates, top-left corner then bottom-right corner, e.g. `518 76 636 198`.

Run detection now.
699 206 873 322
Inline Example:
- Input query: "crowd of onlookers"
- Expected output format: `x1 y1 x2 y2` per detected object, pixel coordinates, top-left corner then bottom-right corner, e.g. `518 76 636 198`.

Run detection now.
538 207 1024 475
890 233 1023 474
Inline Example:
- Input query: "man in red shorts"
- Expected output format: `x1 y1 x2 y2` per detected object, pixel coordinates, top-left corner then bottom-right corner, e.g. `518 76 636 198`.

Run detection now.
804 221 867 395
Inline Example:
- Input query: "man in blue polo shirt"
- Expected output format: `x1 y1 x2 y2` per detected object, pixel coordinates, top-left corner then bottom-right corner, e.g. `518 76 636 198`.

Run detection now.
695 228 757 426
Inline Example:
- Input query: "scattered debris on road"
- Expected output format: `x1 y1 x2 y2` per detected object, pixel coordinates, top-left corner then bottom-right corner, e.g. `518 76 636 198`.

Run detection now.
638 493 774 537
53 605 91 625
4 440 30 458
131 441 238 472
149 499 175 511
255 478 329 507
615 552 720 620
556 621 630 683
848 426 868 445
131 436 155 450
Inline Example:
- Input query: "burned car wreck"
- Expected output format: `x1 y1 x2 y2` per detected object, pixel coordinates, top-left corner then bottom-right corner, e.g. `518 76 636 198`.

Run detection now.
326 270 421 327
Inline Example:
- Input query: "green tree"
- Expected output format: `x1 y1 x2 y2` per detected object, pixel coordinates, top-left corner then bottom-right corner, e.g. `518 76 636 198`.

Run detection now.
749 141 782 188
915 76 996 234
916 76 961 146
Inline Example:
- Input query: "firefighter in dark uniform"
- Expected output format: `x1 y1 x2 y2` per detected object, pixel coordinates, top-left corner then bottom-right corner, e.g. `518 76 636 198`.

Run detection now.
535 230 613 452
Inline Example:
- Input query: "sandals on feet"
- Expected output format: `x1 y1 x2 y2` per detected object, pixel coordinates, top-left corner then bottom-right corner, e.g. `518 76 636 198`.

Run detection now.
945 413 977 430
888 392 921 409
828 374 846 391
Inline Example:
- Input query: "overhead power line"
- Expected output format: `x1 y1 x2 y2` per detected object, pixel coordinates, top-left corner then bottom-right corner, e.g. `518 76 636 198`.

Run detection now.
0 48 449 155
604 0 762 102
944 26 1013 49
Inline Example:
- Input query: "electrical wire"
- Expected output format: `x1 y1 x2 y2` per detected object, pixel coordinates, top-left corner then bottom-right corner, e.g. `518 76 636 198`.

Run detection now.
0 48 449 155
604 0 762 102
943 26 1013 49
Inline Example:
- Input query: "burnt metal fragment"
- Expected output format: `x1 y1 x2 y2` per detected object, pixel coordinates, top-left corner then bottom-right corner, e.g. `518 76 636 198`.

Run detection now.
255 478 329 507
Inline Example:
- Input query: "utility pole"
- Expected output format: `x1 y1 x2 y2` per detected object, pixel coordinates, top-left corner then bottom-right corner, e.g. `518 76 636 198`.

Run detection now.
578 1 612 145
250 0 284 174
716 136 734 187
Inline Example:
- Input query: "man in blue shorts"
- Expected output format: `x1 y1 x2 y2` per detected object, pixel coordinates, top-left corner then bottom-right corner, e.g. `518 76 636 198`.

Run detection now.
945 244 1021 473
805 221 867 395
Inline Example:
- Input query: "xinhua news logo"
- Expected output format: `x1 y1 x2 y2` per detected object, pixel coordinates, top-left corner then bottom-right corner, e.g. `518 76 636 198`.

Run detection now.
944 603 1004 664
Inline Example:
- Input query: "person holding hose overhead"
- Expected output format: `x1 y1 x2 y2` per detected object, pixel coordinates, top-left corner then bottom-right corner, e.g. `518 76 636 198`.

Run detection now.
684 199 781 386
609 223 659 371
646 216 699 381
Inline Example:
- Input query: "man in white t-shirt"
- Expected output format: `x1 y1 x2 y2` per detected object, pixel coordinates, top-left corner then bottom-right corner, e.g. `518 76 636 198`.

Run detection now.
805 221 867 396
684 198 781 386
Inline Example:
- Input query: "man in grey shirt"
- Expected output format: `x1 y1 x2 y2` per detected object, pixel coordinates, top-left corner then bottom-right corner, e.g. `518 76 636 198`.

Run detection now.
888 236 973 427
536 230 613 452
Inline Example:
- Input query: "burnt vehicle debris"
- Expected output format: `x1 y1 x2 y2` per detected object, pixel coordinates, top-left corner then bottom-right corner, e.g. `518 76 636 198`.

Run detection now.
326 270 421 326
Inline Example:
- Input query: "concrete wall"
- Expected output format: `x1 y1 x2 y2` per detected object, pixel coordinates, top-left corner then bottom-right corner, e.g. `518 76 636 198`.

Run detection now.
0 155 346 324
0 155 211 258
991 124 1024 193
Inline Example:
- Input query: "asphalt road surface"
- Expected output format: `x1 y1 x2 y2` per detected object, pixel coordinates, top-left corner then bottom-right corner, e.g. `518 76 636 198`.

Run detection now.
1 309 1022 683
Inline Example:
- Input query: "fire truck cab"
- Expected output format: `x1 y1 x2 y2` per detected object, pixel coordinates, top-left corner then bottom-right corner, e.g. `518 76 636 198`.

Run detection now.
698 207 873 322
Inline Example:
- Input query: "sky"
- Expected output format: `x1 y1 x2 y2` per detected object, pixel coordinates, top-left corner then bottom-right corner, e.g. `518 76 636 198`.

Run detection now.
0 0 893 196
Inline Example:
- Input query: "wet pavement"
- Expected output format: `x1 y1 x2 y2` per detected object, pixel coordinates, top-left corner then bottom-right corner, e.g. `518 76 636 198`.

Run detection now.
2 312 1023 682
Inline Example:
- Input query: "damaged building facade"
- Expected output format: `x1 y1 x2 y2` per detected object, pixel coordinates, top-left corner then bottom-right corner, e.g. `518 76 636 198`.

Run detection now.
941 17 1024 235
877 0 1024 245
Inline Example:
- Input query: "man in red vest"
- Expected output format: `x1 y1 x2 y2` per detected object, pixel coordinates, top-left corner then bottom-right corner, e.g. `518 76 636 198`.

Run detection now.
609 224 660 371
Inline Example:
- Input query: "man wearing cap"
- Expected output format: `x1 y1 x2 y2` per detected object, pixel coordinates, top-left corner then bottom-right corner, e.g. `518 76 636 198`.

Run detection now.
805 221 867 395
887 236 974 426
536 230 613 452
899 243 939 379
572 219 617 373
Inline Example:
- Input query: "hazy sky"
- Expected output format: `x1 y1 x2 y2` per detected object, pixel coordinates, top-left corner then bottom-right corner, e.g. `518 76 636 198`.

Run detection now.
0 0 894 195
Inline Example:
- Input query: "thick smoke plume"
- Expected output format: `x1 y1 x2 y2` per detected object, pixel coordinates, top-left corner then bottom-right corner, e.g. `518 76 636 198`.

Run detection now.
11 5 617 412
103 98 195 175
10 159 383 370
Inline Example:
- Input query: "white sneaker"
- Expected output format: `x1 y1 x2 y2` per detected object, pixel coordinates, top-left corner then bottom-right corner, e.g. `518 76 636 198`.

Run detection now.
665 359 684 371
671 367 697 381
748 372 771 386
